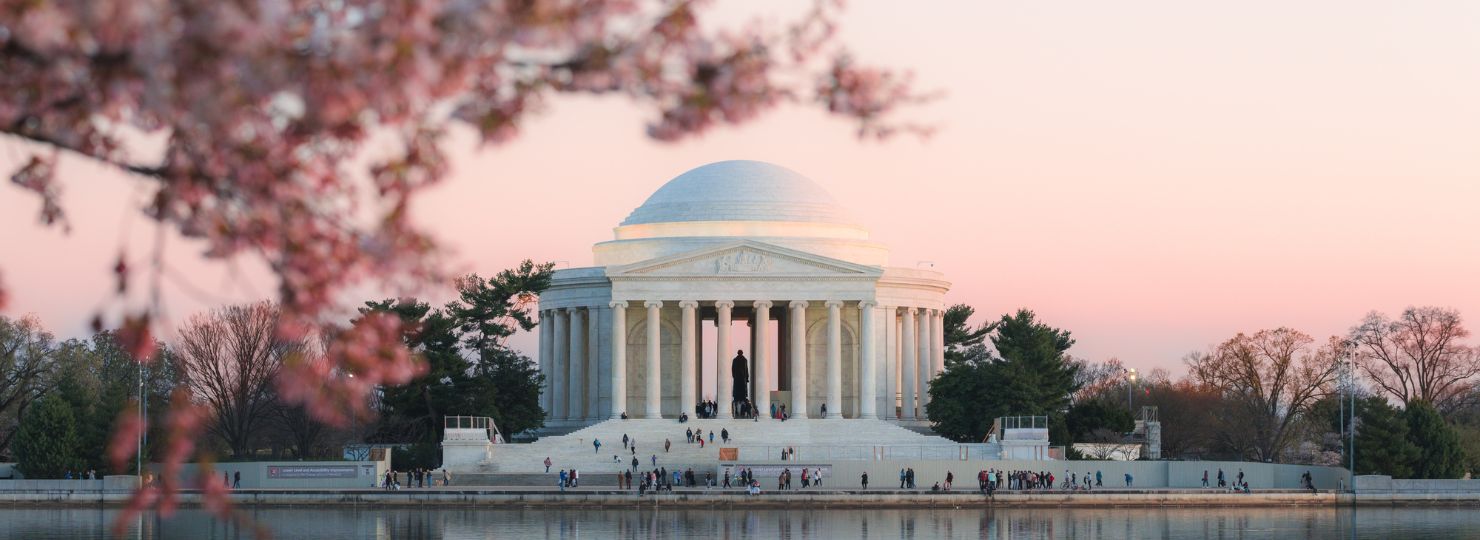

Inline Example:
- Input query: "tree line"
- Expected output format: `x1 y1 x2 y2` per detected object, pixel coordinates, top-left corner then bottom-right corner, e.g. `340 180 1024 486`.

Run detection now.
0 262 553 478
928 305 1480 478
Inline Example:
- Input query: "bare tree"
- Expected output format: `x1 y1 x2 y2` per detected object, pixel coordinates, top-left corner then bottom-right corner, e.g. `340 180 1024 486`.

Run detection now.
1187 328 1340 462
0 315 60 457
176 302 302 459
1071 356 1127 404
1351 306 1480 413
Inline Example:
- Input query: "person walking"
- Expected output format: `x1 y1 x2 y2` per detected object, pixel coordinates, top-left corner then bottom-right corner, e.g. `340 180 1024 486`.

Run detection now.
1237 469 1245 487
443 469 451 487
900 468 907 489
631 456 640 472
665 438 672 453
651 454 658 467
1124 472 1133 487
1218 468 1226 488
544 457 552 473
721 428 730 443
559 470 568 491
233 471 241 489
862 472 869 490
1095 470 1102 487
1202 470 1209 488
945 471 953 491
594 438 601 453
623 433 629 449
820 403 827 417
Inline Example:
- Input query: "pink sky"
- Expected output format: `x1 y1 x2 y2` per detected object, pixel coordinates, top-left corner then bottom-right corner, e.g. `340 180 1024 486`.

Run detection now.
3 1 1479 375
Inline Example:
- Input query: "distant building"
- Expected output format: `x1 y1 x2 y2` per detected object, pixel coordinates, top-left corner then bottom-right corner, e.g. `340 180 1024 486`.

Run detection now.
537 160 952 426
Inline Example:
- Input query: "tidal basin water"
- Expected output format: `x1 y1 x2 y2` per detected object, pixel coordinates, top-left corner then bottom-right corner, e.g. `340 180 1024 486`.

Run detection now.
3 506 1479 539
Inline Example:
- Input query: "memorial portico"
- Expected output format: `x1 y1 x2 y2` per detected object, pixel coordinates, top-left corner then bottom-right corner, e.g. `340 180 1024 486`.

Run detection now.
536 161 950 427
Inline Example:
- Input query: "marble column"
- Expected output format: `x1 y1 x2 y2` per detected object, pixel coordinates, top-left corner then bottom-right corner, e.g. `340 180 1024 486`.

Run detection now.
644 300 663 418
609 302 627 419
586 306 600 420
788 300 809 419
679 300 698 419
859 301 878 419
695 313 704 402
917 307 932 415
933 309 946 378
883 306 896 420
825 300 843 419
901 307 917 420
539 309 553 419
753 300 772 418
567 307 586 421
552 309 568 421
715 301 734 419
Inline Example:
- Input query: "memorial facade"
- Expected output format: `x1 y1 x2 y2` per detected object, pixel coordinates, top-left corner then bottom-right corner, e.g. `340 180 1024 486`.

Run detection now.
536 160 950 426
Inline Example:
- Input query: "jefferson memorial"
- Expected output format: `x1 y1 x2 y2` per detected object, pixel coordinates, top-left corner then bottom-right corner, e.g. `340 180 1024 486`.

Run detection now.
536 160 950 426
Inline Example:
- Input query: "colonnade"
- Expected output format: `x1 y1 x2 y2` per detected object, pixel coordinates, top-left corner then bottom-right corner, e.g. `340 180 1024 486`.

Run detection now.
538 301 946 423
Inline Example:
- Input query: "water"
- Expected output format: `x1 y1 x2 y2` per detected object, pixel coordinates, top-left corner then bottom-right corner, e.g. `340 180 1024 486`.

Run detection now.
2 506 1478 539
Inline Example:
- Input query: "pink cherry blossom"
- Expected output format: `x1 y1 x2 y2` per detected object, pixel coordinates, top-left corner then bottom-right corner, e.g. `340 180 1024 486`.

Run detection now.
0 0 930 533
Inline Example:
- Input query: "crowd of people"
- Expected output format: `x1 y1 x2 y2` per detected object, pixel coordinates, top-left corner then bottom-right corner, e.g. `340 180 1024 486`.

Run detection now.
695 400 722 419
381 468 448 490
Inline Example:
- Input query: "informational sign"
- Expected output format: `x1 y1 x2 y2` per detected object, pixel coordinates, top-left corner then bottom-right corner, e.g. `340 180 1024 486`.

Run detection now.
718 448 738 461
267 465 359 479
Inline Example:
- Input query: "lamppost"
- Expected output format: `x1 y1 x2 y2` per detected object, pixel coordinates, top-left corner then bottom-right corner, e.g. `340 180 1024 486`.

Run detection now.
1347 341 1356 494
347 372 359 460
1127 368 1139 413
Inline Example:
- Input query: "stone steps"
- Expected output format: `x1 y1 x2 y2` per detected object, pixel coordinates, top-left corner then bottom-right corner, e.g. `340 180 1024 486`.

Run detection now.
472 419 961 475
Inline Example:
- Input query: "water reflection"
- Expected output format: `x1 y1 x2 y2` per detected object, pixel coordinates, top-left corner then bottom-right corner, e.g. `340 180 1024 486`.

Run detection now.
1 505 1477 539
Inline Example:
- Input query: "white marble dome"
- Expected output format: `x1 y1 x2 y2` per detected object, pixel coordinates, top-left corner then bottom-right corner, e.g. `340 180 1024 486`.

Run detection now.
593 160 890 267
621 160 856 226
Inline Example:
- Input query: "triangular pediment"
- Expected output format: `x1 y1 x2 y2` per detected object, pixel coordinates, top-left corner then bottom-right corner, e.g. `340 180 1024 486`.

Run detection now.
607 241 881 278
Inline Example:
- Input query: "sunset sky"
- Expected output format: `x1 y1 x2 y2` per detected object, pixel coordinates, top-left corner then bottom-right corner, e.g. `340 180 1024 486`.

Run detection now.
3 0 1478 376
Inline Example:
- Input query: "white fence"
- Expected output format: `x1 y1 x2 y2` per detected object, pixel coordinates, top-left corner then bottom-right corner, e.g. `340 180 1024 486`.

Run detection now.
1356 475 1480 493
735 444 1000 462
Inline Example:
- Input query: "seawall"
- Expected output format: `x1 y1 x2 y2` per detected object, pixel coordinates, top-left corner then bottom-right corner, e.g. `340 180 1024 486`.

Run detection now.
2 487 1479 508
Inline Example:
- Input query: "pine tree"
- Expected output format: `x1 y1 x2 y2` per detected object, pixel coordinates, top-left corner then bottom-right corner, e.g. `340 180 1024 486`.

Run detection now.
927 308 1079 443
1347 397 1418 477
13 394 81 478
1406 400 1465 479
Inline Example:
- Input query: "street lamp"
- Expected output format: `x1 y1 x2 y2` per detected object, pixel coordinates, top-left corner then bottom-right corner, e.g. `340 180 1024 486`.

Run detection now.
1127 368 1139 413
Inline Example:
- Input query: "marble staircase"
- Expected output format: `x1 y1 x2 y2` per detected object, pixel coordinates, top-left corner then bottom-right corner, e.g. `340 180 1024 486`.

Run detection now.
468 419 962 477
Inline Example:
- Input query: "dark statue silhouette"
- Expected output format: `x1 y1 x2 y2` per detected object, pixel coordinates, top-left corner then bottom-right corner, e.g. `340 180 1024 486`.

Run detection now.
731 350 749 412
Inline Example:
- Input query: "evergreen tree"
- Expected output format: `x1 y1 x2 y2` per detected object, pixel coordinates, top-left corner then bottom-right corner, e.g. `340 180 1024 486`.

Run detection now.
471 347 546 438
942 304 992 366
13 394 81 478
989 309 1079 418
1066 399 1135 442
1406 400 1465 479
451 260 555 352
366 298 479 450
927 308 1079 443
1337 396 1418 477
366 260 553 459
925 357 1000 442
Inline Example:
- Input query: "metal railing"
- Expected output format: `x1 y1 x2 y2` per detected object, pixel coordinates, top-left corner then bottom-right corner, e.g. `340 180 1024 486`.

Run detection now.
444 416 503 444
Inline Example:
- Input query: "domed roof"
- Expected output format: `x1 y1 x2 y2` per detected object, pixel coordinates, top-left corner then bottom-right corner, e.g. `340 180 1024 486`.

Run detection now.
621 160 855 226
